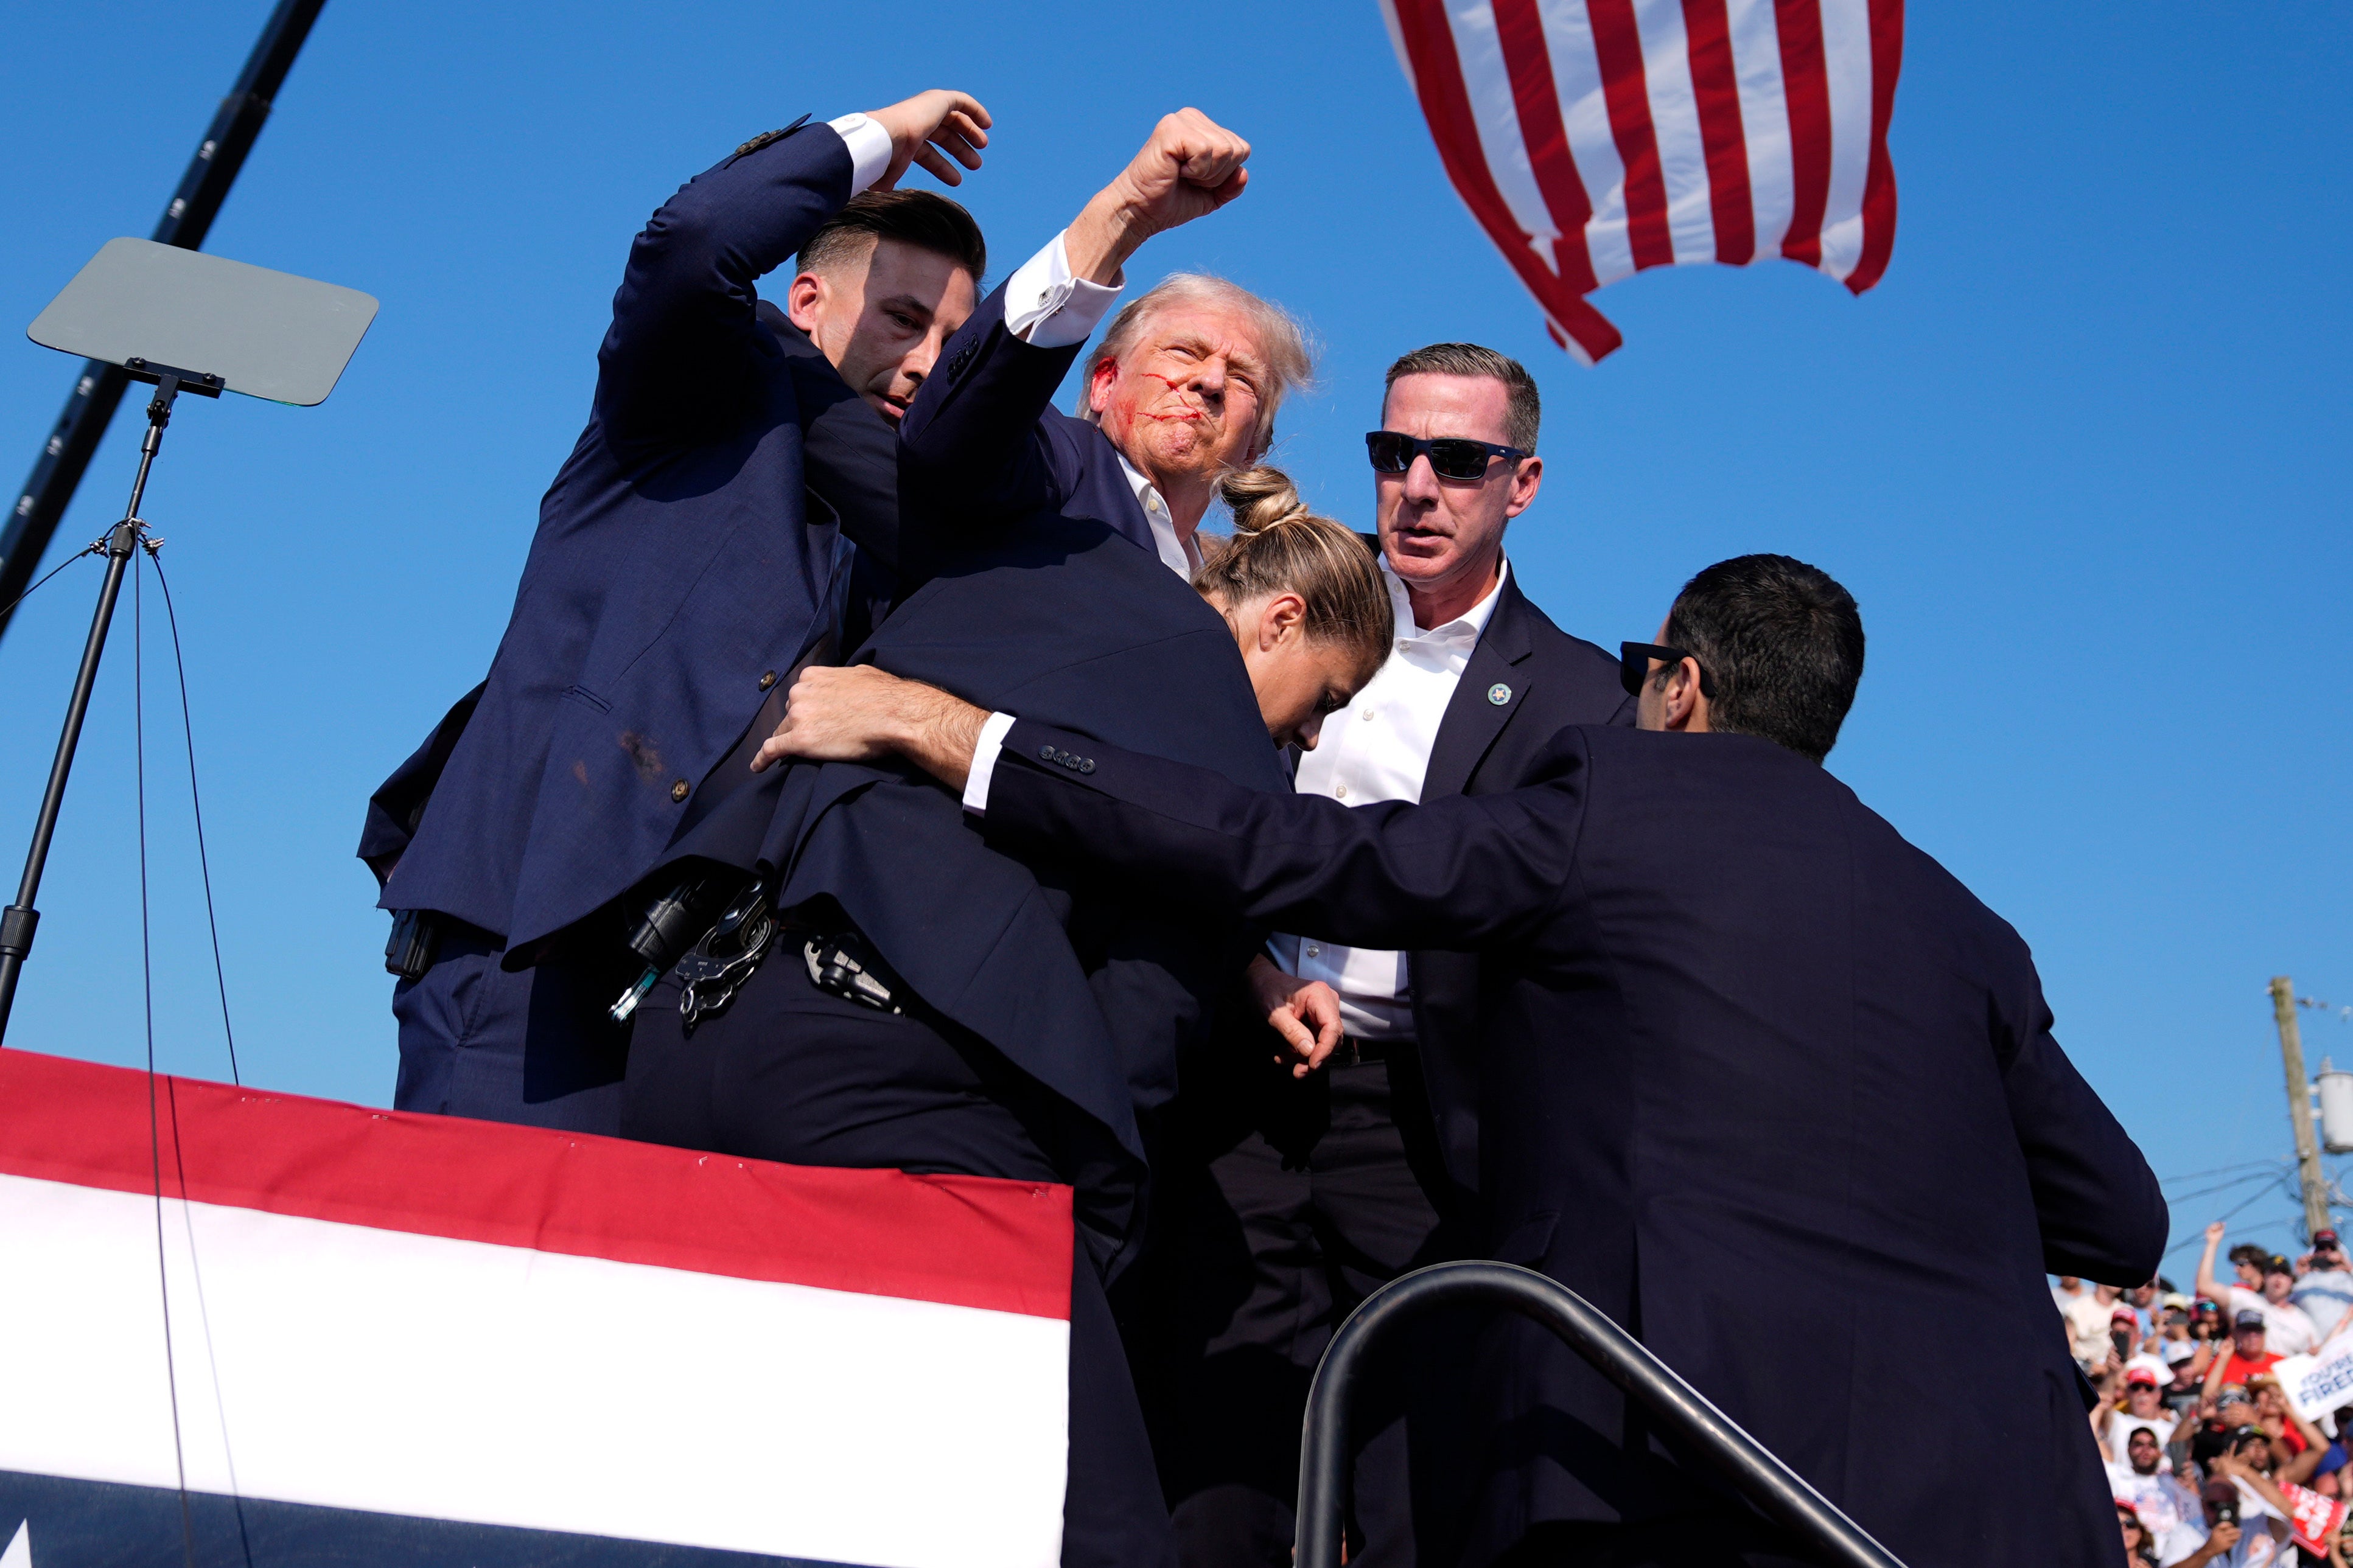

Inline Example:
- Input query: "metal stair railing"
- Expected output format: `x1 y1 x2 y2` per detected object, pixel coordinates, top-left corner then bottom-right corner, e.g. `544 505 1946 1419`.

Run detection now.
1293 1260 1907 1568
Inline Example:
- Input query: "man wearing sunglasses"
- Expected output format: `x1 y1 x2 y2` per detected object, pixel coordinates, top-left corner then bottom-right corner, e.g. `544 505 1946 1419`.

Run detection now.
1135 342 1631 1564
757 549 2165 1568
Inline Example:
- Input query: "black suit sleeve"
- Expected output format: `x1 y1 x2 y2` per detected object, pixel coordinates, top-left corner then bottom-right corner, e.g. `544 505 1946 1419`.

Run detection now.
894 285 1088 580
595 121 852 451
1997 971 2169 1284
795 363 900 571
988 720 1589 954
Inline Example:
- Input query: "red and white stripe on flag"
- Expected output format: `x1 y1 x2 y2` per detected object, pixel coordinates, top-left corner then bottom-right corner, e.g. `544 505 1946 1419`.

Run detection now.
0 1049 1074 1567
1379 0 1903 363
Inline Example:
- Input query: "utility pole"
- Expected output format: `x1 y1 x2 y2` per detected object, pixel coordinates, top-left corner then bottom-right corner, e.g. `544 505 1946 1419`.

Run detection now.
2274 975 2333 1240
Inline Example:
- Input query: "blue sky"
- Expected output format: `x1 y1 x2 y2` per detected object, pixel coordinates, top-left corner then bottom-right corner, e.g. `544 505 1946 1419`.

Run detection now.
0 2 2344 1275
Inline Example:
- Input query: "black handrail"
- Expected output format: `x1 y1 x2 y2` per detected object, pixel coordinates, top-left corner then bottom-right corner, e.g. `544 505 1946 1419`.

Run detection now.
1293 1260 1907 1568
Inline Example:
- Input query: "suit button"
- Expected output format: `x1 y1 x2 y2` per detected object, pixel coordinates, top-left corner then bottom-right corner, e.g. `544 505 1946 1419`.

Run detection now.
671 779 690 802
1079 759 1095 775
758 671 778 691
1040 745 1057 761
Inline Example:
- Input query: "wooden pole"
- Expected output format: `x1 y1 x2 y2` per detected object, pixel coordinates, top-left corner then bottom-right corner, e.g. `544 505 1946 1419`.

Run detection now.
2274 975 2332 1240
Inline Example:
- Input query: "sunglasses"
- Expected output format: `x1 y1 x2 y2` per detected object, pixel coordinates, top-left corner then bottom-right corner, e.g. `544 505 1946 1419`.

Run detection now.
1365 430 1528 482
1619 642 1717 699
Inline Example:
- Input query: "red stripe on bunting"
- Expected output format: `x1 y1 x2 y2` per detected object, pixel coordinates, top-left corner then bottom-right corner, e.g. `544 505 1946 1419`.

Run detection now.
1587 0 1676 271
0 1047 1074 1320
1681 0 1755 265
1493 0 1601 294
1845 0 1903 293
1390 0 1624 360
1774 0 1832 268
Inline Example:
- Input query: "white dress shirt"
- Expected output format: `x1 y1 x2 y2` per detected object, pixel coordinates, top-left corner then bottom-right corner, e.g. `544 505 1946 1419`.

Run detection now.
825 113 893 196
1266 559 1509 1039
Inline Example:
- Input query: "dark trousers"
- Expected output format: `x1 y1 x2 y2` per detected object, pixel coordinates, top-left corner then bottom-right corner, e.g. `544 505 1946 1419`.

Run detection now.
619 946 1175 1568
1137 1045 1474 1568
391 922 629 1134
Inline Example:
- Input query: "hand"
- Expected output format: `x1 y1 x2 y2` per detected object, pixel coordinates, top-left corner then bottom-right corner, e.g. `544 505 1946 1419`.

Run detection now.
1246 955 1342 1076
1065 109 1251 282
2206 1520 2242 1554
862 89 991 190
2208 1221 2229 1244
752 664 987 791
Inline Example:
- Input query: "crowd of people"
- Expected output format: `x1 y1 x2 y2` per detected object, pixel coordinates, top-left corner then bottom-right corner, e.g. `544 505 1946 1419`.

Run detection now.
2080 1222 2353 1564
362 85 2167 1568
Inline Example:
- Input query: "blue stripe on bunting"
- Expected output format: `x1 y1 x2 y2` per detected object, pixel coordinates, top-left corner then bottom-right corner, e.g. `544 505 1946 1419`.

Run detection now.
0 1471 865 1568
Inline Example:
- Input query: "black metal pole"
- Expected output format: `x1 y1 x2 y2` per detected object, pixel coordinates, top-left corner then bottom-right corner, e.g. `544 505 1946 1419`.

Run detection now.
0 0 327 644
0 383 183 1044
1293 1261 1908 1568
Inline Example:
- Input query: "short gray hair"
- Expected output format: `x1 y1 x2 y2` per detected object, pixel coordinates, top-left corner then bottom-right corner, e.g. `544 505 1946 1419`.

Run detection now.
1080 274 1315 454
1384 342 1541 453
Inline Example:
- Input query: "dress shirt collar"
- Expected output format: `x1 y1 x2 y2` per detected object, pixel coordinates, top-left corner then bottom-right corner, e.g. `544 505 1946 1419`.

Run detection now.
1380 554 1509 650
1117 453 1202 577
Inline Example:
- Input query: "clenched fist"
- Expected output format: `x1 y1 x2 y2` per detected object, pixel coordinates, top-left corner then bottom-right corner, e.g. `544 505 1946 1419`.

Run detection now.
1067 109 1253 283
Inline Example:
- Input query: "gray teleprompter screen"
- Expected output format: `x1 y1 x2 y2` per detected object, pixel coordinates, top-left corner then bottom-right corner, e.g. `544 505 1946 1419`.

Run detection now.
27 237 377 407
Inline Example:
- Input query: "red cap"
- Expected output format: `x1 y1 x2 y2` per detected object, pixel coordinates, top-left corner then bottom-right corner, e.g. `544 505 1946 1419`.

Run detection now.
2126 1365 2161 1387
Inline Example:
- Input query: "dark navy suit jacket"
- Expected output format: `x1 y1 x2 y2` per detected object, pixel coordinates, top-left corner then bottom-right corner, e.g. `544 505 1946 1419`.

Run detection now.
646 284 1287 1274
1380 554 1632 1210
362 120 893 956
977 719 2168 1568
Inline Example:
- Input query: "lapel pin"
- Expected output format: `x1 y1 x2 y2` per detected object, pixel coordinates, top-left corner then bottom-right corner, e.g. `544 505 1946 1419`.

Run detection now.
1488 682 1512 706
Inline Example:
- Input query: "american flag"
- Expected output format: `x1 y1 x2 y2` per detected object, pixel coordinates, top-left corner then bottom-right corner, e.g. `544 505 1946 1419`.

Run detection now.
1379 0 1904 363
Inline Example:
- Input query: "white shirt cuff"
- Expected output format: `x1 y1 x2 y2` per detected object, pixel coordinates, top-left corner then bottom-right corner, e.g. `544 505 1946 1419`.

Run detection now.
961 711 1019 815
827 113 893 196
1003 232 1125 347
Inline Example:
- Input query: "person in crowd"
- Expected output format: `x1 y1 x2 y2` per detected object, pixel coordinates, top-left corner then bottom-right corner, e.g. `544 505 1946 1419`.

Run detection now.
1136 341 1632 1568
2297 1232 2353 1340
762 551 2169 1567
2211 1315 2290 1407
2109 1364 2186 1460
2170 1342 2214 1422
2075 1281 2133 1370
2203 1226 2323 1356
619 109 1378 1568
357 89 995 1132
2246 1377 2332 1480
2112 1424 2204 1562
2058 1274 2092 1310
2118 1500 2159 1567
2187 1444 2292 1565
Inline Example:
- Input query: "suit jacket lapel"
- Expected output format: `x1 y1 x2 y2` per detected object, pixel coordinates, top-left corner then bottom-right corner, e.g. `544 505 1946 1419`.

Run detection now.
1066 422 1161 559
1423 570 1536 800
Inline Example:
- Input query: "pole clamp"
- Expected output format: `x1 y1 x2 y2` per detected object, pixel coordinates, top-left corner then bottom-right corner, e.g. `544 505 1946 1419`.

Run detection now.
0 905 37 961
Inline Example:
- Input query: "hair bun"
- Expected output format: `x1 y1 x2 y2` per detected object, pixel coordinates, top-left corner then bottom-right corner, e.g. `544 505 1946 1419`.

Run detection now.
1218 465 1312 536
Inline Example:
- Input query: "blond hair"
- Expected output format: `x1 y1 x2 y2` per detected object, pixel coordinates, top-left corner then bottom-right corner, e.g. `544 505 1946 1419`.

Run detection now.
1193 467 1391 683
1081 274 1315 455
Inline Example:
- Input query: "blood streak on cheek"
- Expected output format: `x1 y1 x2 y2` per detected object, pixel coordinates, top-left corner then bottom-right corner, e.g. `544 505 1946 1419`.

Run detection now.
1135 373 1206 422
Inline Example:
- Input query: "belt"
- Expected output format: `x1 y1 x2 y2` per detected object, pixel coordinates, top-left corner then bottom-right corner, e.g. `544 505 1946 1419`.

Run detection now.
1327 1036 1410 1068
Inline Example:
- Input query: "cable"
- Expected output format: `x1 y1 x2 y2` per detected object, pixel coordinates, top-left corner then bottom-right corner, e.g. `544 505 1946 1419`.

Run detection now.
0 538 102 624
2164 1170 2288 1206
2159 1180 2304 1259
147 548 237 1084
2161 1160 2290 1187
135 551 199 1567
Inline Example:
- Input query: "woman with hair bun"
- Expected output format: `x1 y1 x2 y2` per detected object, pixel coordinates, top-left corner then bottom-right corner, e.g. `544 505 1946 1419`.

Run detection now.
1190 465 1393 748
